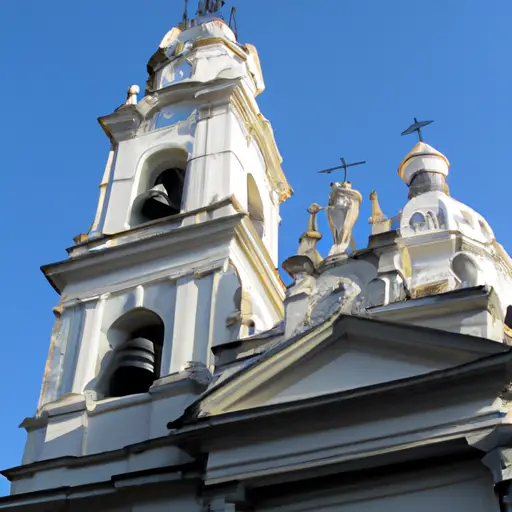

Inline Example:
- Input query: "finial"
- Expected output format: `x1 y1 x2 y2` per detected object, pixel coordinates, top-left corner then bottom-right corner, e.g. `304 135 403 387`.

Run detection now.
401 117 434 142
368 191 386 223
318 157 367 183
368 190 392 235
125 85 140 106
297 203 324 265
282 203 325 280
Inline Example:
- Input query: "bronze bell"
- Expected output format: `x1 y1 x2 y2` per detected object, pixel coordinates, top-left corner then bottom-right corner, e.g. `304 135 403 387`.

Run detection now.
141 184 175 221
109 337 156 397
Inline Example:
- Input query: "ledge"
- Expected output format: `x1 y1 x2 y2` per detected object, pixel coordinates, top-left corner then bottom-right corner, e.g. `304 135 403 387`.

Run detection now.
368 285 504 322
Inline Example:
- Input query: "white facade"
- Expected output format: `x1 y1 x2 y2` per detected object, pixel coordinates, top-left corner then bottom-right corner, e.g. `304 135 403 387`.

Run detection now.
3 5 512 512
3 12 290 500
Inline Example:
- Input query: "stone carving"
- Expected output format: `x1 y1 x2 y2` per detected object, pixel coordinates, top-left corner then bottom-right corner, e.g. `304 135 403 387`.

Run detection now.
306 277 362 328
327 182 362 256
179 361 213 388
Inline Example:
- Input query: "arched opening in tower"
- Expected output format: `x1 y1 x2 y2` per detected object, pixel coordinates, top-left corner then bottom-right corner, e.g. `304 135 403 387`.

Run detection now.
130 147 189 228
247 174 265 239
140 167 185 222
107 308 165 398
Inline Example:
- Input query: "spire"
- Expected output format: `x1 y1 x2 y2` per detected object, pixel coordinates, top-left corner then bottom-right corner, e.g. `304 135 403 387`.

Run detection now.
369 190 386 224
368 191 403 235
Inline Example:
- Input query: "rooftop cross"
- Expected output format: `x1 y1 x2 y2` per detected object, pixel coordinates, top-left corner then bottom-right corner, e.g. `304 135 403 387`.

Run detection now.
318 157 367 183
401 117 434 142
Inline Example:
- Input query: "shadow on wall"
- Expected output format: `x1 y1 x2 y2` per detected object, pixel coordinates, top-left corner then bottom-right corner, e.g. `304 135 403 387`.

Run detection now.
247 173 264 238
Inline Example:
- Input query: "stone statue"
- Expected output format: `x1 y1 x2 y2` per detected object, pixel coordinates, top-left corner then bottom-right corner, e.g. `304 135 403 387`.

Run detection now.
326 182 362 257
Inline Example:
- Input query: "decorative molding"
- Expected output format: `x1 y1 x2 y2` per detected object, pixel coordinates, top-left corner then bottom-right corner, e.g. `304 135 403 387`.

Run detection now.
412 280 449 299
230 88 291 203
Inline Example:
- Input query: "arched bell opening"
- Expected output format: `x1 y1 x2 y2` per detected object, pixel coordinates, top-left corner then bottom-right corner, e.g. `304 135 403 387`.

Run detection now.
504 306 512 339
131 148 188 227
106 308 165 398
247 174 265 239
138 167 185 222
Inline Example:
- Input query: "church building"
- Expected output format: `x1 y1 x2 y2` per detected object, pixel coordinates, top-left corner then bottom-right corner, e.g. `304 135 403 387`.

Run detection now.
3 2 512 510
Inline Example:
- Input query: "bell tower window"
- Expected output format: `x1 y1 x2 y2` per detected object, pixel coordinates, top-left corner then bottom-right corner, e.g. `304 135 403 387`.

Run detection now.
131 148 188 228
140 167 185 222
105 309 165 398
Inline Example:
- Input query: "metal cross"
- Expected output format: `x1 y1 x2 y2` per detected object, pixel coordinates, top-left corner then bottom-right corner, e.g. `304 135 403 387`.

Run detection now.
317 157 367 183
401 117 434 142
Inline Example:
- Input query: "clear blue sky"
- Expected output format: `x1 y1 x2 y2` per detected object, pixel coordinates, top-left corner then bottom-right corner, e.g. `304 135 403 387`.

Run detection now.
1 0 511 496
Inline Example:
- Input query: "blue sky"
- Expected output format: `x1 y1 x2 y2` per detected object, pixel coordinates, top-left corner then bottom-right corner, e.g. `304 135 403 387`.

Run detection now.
1 0 511 496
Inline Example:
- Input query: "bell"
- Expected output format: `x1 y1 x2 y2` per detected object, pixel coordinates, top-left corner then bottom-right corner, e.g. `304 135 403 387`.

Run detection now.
109 337 156 397
140 184 175 220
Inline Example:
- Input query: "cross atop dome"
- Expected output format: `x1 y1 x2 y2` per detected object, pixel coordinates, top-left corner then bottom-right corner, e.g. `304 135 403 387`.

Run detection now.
401 117 434 142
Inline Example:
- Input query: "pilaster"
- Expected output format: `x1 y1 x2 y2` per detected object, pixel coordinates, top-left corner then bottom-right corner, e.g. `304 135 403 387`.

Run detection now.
170 276 200 373
71 296 106 394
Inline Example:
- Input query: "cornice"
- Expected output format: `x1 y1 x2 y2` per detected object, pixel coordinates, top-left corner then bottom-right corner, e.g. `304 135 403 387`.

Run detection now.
42 210 245 295
230 86 292 203
369 285 503 323
234 218 286 317
170 345 512 437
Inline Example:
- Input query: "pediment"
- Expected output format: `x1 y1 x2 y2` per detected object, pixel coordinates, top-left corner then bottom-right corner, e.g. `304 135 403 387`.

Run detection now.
196 315 507 418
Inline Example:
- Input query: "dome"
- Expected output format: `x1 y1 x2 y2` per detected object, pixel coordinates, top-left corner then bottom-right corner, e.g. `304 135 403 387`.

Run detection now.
400 190 495 244
398 141 450 185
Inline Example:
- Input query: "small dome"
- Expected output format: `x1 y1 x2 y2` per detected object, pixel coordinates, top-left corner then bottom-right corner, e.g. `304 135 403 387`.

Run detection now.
398 142 450 185
180 18 236 45
400 190 495 244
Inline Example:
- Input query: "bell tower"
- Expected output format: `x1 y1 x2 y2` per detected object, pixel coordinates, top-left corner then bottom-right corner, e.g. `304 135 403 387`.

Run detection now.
7 4 290 496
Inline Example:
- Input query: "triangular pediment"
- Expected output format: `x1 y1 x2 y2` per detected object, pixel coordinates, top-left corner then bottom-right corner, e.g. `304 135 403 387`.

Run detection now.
196 315 506 418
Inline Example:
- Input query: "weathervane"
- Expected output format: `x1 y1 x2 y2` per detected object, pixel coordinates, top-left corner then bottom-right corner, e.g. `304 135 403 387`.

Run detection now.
401 117 434 142
318 157 367 183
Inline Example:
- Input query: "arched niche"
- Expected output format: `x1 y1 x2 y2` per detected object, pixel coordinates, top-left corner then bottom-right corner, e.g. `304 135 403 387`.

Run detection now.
131 147 188 227
97 308 165 399
247 174 265 239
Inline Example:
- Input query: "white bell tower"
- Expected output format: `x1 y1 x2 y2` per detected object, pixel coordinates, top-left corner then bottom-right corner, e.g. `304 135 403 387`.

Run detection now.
8 5 290 495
